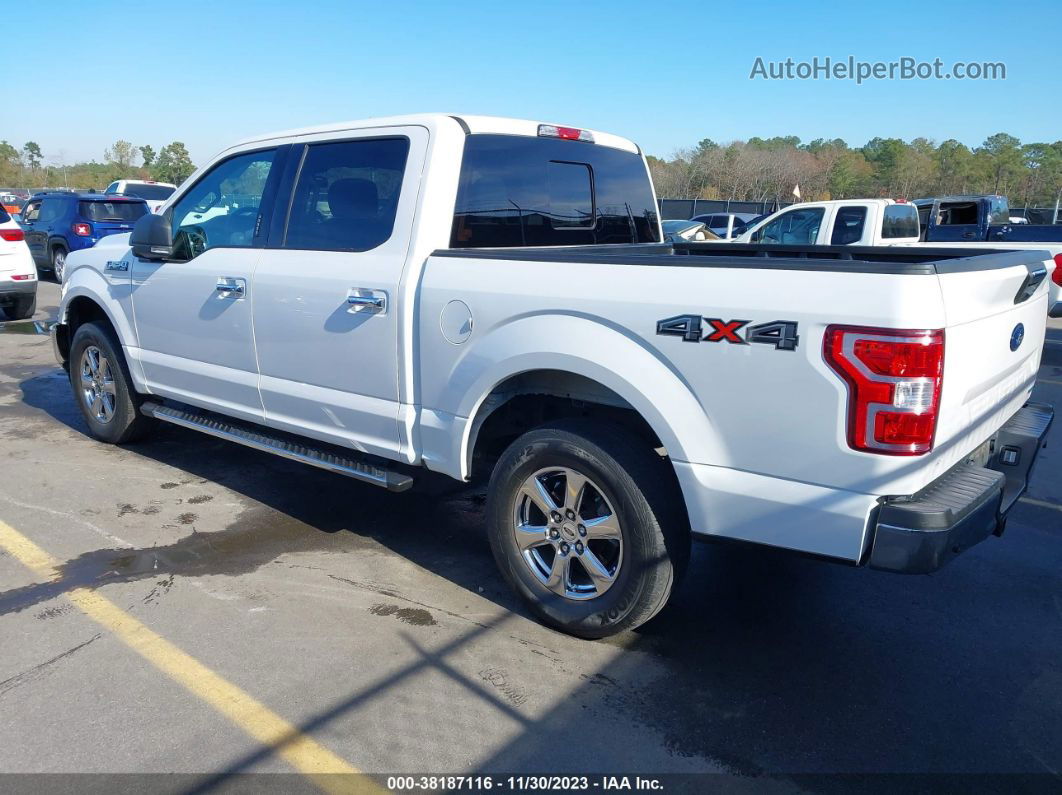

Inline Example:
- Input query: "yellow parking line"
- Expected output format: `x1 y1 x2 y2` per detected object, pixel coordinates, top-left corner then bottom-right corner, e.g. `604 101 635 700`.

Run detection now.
0 519 381 794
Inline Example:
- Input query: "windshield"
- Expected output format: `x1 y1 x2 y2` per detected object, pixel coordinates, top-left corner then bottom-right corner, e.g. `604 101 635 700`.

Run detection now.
118 184 175 201
79 200 148 222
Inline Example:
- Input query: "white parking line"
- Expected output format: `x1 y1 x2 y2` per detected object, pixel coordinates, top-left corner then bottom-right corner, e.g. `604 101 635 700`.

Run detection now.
1019 496 1062 513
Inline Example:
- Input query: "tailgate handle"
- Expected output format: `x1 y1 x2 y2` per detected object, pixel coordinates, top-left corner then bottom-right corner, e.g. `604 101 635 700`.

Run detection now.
1013 263 1047 305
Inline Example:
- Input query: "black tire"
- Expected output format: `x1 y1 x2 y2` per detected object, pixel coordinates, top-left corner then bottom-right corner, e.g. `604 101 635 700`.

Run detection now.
487 419 690 639
51 246 68 283
3 294 36 320
68 321 155 444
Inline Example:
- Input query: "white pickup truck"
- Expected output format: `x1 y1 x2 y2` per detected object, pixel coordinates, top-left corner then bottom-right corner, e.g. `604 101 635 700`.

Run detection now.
51 115 1054 638
736 198 1062 315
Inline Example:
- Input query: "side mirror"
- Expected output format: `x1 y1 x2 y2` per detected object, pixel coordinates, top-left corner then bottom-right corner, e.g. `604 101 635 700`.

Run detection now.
130 212 174 261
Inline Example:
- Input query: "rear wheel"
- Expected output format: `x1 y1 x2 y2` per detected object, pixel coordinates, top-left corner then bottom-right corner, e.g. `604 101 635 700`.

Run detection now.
2 294 35 320
68 321 155 444
51 246 67 283
487 420 689 639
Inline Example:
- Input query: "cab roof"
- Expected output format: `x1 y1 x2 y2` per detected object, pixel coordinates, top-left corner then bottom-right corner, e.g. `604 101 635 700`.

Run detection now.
229 113 640 155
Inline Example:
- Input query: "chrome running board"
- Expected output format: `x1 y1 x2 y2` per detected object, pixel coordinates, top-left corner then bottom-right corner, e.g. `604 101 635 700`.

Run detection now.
140 402 413 492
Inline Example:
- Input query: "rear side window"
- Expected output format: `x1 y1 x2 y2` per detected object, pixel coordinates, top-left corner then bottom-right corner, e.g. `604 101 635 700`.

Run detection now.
37 198 65 224
284 137 410 252
830 206 867 244
451 134 659 248
881 204 920 238
79 200 148 222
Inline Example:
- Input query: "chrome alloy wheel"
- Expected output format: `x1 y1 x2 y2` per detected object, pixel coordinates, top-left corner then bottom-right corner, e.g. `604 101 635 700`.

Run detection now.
79 345 117 424
513 467 623 600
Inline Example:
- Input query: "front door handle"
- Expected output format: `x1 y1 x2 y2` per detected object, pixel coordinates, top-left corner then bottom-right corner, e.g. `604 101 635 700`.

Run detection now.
215 277 245 297
347 289 386 314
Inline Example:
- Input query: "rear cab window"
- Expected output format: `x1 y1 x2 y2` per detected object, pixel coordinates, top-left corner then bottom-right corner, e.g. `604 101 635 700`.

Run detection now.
79 200 148 222
121 184 176 201
881 204 920 238
450 134 659 248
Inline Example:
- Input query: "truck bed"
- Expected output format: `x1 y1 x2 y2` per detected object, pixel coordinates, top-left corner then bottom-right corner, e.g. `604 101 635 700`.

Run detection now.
434 241 1051 275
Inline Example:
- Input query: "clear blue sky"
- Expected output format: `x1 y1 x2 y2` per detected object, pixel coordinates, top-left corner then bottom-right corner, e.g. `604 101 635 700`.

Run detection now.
6 0 1060 167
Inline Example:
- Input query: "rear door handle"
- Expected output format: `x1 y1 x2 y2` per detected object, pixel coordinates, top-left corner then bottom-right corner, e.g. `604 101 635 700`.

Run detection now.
347 289 386 314
215 277 246 298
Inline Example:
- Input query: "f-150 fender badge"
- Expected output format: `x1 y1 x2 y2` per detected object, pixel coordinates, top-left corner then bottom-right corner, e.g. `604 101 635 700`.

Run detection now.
104 260 129 272
656 315 799 351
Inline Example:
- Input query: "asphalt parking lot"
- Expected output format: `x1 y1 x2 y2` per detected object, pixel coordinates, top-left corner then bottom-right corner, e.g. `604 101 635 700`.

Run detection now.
1 280 1061 788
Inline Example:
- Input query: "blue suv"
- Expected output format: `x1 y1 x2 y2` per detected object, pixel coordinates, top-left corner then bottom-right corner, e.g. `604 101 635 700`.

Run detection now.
20 192 148 282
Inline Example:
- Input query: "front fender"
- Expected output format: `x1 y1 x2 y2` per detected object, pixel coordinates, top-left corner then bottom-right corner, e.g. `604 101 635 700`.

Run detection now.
59 244 145 390
423 313 723 479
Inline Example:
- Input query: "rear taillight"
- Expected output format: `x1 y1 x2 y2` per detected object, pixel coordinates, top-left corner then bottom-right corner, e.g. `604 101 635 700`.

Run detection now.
538 124 595 143
1052 253 1062 287
823 325 945 456
0 228 24 241
72 222 92 237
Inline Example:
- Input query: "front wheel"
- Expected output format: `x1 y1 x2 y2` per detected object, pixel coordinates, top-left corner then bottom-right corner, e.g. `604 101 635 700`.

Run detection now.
68 321 155 444
487 420 689 639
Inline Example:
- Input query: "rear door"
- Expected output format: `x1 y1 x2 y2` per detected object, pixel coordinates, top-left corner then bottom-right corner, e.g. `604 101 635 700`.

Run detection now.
130 146 286 421
251 126 427 460
926 200 983 241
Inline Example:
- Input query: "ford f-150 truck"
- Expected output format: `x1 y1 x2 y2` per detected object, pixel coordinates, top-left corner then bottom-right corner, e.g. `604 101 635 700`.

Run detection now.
737 199 1062 316
915 195 1062 243
50 115 1054 638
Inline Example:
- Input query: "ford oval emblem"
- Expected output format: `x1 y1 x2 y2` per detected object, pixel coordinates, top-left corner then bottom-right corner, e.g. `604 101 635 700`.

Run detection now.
1010 322 1025 352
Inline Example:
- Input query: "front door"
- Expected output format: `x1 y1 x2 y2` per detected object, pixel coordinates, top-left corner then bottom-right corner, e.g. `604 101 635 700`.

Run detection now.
251 127 426 460
130 147 284 422
19 199 45 264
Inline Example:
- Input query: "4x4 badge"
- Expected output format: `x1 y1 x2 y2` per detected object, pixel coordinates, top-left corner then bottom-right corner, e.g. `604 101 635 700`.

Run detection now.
656 314 799 351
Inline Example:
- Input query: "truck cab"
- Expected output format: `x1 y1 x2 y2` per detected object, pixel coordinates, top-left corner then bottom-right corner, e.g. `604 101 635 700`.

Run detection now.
735 199 921 246
916 195 1062 243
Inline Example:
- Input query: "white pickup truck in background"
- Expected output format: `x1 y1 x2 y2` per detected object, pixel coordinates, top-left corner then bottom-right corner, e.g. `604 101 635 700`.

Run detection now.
736 198 1062 315
50 114 1054 638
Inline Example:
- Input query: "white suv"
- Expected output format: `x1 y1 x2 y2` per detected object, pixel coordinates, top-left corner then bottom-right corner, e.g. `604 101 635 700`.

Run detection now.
104 180 177 213
0 209 37 320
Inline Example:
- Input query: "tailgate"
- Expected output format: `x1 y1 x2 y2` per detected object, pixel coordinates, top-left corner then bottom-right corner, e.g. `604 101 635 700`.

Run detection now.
932 253 1050 474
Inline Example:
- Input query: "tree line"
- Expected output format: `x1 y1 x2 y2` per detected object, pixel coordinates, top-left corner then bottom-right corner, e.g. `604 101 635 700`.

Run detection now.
0 139 196 191
647 133 1062 207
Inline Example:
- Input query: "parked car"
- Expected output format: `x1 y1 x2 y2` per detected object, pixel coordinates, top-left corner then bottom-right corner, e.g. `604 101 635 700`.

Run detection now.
662 220 719 242
1 192 25 216
20 192 148 282
0 207 37 320
51 114 1054 638
914 195 1062 243
104 180 177 213
735 199 1062 317
690 212 759 240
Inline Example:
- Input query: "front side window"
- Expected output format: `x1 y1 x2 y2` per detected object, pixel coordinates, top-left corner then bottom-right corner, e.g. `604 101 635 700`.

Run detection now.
22 200 41 222
830 206 867 245
451 134 659 248
938 202 978 225
989 197 1009 226
284 138 409 252
881 204 920 238
753 207 825 244
105 182 120 195
169 149 276 259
